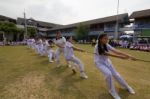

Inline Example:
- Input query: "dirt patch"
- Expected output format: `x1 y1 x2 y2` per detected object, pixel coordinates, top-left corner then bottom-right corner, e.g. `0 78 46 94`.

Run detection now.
1 72 51 99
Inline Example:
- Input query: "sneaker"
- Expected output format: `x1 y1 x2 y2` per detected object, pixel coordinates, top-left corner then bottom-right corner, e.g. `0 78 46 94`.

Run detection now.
68 64 72 68
80 72 88 79
109 91 121 99
127 87 135 94
56 64 61 68
49 60 54 63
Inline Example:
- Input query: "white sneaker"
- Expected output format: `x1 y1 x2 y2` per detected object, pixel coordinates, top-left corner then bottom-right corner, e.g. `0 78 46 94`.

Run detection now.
80 72 88 79
109 91 121 99
68 64 72 68
128 87 135 94
49 60 54 63
56 64 61 68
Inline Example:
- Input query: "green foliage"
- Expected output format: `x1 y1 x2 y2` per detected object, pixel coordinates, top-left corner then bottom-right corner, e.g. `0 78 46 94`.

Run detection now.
27 27 36 38
0 22 24 34
0 22 17 33
75 24 89 40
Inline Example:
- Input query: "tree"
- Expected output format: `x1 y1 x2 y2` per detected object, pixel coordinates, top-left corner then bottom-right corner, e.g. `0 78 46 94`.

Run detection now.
75 24 89 40
0 22 24 41
27 27 36 38
0 22 18 33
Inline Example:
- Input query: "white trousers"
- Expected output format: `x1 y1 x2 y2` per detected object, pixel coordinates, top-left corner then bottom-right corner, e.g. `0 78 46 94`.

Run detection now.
48 50 55 62
95 60 129 94
38 45 44 55
55 48 67 65
66 56 85 72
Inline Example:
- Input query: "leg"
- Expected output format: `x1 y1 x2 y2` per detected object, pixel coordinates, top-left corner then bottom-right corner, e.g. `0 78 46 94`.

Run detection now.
108 64 135 94
95 62 121 99
71 56 85 72
55 49 62 66
48 52 53 63
108 64 130 89
71 57 88 79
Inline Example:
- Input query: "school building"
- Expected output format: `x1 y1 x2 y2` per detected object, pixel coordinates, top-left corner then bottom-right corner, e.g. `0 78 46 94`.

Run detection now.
130 9 150 37
0 9 150 41
0 16 61 41
17 18 62 37
47 13 130 40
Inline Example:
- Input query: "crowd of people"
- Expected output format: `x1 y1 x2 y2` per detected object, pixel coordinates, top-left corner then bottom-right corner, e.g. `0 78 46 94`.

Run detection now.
26 32 137 99
0 41 26 46
130 44 150 52
108 40 150 52
27 31 88 79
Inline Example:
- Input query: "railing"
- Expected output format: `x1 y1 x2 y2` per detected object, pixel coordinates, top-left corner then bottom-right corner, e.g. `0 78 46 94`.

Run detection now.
89 31 104 36
48 32 75 37
134 24 150 29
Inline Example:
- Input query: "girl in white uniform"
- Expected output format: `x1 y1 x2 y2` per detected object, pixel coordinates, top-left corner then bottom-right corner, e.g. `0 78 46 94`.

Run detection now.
37 38 44 56
64 36 88 79
47 40 55 63
54 31 67 67
94 34 136 99
42 39 49 56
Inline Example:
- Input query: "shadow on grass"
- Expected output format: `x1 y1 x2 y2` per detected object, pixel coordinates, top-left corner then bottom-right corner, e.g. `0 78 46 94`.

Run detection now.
118 88 130 99
39 59 50 65
58 73 88 99
49 66 68 75
46 65 88 99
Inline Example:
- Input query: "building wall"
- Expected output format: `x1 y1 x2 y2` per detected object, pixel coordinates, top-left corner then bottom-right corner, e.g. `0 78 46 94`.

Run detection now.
133 17 150 37
48 22 124 39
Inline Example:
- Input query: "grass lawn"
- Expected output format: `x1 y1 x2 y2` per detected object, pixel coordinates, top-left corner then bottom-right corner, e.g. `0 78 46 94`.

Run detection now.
0 44 150 99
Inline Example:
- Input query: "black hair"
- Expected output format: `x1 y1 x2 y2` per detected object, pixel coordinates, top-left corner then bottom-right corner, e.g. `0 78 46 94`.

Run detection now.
97 34 108 55
48 39 53 44
56 31 62 40
66 36 72 41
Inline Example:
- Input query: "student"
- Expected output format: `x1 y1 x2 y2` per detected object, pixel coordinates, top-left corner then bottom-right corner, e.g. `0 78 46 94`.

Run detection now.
42 39 49 56
53 31 68 67
37 38 44 56
47 40 55 63
64 36 88 79
34 39 39 54
94 34 136 99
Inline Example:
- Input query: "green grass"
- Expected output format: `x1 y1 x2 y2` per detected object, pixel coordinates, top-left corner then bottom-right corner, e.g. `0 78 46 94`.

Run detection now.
0 45 150 99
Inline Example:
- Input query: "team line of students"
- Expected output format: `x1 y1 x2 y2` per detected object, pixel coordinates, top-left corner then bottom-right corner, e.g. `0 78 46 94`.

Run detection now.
27 32 137 99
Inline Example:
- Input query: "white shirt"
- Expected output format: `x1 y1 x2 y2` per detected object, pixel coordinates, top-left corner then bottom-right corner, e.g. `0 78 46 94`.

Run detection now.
64 41 74 60
54 37 66 49
94 44 115 64
43 40 49 51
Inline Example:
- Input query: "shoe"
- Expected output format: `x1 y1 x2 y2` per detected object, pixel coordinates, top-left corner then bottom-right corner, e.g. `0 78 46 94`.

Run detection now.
56 64 61 68
109 91 121 99
127 86 135 94
80 72 88 79
49 60 54 63
68 64 72 68
72 69 76 74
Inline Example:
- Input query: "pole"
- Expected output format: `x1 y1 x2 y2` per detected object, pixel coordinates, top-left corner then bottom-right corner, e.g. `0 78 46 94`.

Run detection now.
24 10 27 40
115 0 120 40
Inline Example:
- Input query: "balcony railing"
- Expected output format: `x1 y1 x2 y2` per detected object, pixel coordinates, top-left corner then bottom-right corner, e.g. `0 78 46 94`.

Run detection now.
48 32 75 37
134 24 150 29
89 31 104 36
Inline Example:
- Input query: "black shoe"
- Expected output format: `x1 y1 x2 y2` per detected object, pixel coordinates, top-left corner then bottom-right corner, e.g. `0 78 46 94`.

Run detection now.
72 69 76 74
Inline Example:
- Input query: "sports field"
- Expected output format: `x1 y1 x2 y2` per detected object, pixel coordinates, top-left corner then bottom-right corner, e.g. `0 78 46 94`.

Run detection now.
0 45 150 99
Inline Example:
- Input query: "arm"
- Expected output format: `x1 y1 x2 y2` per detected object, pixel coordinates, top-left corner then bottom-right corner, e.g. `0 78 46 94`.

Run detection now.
105 52 128 59
73 46 85 52
55 43 65 48
111 49 137 60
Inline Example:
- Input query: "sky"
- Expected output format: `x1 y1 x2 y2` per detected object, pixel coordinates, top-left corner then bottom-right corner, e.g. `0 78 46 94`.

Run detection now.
0 0 150 25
